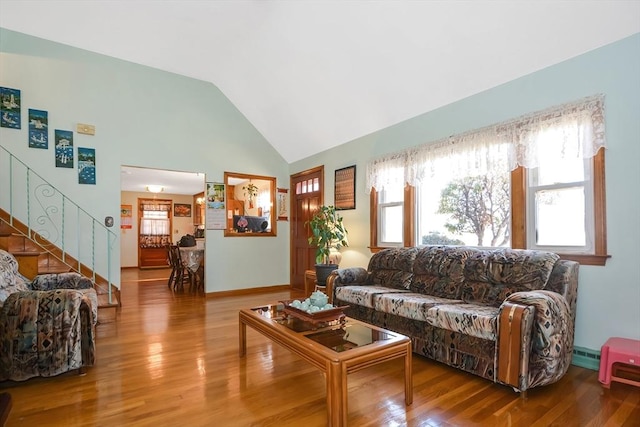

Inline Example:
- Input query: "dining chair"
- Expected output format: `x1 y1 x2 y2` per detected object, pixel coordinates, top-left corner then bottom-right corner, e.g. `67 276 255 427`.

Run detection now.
168 245 190 291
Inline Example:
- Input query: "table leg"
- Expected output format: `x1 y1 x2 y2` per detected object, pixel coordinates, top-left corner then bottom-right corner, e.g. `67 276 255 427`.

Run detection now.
197 265 204 292
326 361 347 426
404 342 413 405
239 317 247 357
190 270 197 292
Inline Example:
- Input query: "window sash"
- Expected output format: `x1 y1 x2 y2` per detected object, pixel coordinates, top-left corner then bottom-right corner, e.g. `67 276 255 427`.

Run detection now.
526 158 595 253
378 202 403 246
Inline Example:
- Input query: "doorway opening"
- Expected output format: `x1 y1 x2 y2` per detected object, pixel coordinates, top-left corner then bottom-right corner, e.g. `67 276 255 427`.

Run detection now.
120 165 206 286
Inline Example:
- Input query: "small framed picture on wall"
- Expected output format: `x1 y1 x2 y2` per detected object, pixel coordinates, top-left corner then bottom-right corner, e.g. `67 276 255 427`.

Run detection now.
334 165 356 210
174 203 192 217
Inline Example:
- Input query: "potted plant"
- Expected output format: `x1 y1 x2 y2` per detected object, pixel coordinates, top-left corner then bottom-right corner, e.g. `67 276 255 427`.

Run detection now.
306 205 348 286
243 182 258 208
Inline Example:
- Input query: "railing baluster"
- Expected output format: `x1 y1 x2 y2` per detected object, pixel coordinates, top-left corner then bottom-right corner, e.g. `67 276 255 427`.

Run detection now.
91 219 96 282
107 227 112 304
26 167 31 238
8 154 13 226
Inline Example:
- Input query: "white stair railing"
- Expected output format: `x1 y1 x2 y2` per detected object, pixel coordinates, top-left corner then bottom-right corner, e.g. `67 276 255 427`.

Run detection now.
0 145 117 303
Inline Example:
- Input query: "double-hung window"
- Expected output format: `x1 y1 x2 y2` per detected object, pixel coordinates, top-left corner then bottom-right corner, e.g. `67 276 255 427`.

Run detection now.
377 181 405 247
368 95 608 265
526 142 594 253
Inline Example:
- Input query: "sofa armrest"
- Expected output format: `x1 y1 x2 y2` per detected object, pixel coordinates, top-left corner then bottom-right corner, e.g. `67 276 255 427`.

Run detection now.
1 288 96 381
503 290 573 390
325 267 369 304
1 288 95 323
496 301 535 391
30 272 93 291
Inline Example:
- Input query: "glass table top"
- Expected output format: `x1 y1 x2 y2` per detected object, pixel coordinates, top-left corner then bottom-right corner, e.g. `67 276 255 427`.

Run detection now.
251 304 395 352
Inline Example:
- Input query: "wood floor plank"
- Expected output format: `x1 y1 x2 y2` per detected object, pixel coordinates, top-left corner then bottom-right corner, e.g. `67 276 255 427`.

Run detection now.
1 273 639 426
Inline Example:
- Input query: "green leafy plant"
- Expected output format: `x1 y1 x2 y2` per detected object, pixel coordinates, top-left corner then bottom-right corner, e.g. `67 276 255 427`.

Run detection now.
306 205 348 264
242 182 258 202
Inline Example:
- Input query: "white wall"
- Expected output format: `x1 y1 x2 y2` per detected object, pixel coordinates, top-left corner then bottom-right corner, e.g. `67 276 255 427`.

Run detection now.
291 34 640 352
0 28 290 292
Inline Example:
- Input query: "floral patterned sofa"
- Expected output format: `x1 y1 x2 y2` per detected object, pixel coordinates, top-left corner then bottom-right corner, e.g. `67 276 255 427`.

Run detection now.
0 249 97 381
326 246 579 393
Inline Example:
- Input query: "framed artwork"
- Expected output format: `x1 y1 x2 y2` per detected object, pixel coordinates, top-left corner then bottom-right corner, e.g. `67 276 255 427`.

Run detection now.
174 203 192 217
121 204 133 229
334 165 356 210
28 109 48 148
77 147 96 184
54 129 74 168
277 188 289 221
0 86 21 129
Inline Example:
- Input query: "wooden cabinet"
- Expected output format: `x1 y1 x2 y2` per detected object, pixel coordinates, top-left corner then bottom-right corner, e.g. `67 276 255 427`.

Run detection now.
140 247 170 268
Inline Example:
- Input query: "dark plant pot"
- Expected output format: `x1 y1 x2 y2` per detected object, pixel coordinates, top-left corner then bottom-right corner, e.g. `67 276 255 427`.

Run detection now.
315 263 339 287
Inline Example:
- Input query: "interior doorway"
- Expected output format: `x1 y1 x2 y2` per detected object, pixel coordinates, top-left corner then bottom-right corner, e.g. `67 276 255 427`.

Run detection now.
120 165 206 271
289 166 323 291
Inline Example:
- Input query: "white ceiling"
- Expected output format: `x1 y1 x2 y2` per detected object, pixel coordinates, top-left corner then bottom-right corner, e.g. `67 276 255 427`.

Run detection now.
120 166 205 196
2 1 639 171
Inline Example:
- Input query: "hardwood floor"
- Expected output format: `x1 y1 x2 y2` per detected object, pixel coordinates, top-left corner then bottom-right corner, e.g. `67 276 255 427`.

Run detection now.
1 270 638 426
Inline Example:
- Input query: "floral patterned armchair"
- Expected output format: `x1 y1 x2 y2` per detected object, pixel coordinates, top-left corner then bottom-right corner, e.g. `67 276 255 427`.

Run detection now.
0 249 97 381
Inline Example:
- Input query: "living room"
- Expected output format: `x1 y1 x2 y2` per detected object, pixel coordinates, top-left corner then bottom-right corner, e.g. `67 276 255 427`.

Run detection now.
1 2 639 425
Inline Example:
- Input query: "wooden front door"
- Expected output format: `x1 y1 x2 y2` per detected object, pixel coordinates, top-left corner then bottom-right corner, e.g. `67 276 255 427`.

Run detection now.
290 166 323 290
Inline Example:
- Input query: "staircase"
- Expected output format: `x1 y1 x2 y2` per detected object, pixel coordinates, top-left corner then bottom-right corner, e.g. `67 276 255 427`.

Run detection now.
1 146 120 323
0 215 120 322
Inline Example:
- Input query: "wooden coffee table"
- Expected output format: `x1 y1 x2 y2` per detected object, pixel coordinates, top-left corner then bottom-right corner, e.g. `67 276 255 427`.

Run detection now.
239 304 412 426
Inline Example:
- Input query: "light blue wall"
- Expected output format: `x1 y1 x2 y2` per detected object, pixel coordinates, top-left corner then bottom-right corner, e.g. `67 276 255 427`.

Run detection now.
291 34 640 351
2 27 638 352
0 28 291 292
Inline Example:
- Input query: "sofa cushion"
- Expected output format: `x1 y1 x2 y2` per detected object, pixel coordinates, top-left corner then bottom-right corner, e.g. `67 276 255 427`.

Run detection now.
410 246 478 298
461 249 560 306
373 292 463 323
426 303 499 341
31 272 93 290
368 247 419 290
334 285 409 309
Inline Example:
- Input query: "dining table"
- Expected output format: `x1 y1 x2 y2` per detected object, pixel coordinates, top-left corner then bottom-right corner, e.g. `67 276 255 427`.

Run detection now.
178 246 205 292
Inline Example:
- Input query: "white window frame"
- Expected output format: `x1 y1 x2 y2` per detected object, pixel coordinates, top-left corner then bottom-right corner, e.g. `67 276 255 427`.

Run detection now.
526 158 595 254
377 187 404 247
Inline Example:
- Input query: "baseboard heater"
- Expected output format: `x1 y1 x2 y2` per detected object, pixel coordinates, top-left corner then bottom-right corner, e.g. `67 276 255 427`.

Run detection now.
572 346 600 371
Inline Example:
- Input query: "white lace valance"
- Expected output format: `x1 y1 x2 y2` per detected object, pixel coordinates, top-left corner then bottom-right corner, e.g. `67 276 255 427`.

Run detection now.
366 94 605 193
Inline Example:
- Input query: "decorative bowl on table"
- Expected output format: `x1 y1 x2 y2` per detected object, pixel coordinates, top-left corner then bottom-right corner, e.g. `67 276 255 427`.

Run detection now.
309 290 329 307
280 292 347 326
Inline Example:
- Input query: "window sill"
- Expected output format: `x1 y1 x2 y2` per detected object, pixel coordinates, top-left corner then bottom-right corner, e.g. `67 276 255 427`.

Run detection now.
557 253 610 266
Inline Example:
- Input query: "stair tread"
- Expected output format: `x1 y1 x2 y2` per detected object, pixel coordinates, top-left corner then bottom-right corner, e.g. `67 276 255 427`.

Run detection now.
97 293 119 308
9 251 41 256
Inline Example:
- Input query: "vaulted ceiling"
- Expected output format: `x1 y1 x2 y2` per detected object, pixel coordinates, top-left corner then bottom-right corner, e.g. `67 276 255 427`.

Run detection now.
1 1 639 166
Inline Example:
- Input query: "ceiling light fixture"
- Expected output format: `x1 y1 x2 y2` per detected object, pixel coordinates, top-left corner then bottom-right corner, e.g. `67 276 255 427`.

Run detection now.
146 185 164 193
